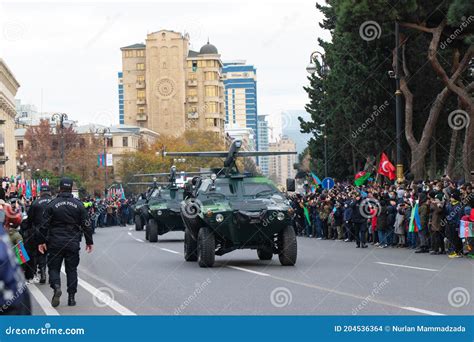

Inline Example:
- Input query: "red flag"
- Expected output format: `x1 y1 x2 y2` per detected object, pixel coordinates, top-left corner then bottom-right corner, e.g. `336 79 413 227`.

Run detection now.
378 152 396 180
354 171 367 180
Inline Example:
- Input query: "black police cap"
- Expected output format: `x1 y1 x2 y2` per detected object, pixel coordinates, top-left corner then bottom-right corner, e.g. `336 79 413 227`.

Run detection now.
59 177 73 191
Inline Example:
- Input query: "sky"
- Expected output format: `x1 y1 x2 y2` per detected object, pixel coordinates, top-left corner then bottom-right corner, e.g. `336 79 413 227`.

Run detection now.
0 0 330 129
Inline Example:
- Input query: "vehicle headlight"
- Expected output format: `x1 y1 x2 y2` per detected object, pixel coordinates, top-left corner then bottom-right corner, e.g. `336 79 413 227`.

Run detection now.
277 212 285 221
215 213 224 223
157 210 163 216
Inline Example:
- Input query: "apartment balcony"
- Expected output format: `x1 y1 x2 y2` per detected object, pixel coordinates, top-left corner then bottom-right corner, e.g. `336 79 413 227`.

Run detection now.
186 96 198 103
137 98 146 105
187 79 197 86
136 81 146 89
136 114 147 121
205 112 222 119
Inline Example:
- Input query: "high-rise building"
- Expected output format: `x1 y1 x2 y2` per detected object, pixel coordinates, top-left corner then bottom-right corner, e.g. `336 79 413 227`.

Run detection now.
15 99 38 126
120 30 225 136
0 58 20 177
268 135 297 188
222 61 258 148
281 109 312 153
118 72 124 124
257 115 269 175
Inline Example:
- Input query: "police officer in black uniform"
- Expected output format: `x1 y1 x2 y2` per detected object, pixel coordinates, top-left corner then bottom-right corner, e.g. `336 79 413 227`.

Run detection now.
38 178 93 307
23 185 52 284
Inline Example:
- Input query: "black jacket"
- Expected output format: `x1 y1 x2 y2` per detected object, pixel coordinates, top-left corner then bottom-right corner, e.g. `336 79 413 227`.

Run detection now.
21 194 52 244
39 192 93 250
351 199 366 224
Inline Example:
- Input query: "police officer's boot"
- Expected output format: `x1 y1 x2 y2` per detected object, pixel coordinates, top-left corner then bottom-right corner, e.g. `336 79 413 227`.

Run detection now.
51 285 62 307
68 294 76 306
39 267 47 284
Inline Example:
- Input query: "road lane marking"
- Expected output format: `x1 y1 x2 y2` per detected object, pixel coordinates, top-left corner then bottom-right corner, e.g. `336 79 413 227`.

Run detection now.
60 268 136 316
128 232 144 243
375 262 438 272
78 267 126 293
402 307 445 316
28 284 60 316
227 266 270 277
160 248 180 254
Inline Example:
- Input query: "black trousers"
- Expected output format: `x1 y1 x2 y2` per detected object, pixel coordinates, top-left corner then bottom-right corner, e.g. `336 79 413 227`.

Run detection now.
431 231 444 252
447 223 463 254
344 221 354 241
354 222 367 246
48 248 80 294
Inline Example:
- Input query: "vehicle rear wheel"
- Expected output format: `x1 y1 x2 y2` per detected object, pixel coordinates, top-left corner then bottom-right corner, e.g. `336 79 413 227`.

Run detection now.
145 222 150 240
135 215 143 231
184 228 198 262
278 226 297 266
148 219 158 243
197 227 215 267
257 246 273 260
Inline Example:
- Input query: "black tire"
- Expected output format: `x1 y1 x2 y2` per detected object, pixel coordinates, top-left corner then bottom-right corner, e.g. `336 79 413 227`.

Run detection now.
278 225 297 266
197 227 215 267
148 219 158 243
145 222 150 240
135 215 143 231
257 246 273 260
184 228 198 262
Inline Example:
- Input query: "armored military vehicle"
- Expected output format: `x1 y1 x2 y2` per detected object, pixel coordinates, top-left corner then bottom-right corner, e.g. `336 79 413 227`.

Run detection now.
164 140 297 267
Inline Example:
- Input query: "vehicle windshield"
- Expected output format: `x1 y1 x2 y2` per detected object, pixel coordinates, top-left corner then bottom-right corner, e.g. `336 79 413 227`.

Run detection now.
243 182 278 198
150 189 172 200
200 179 236 198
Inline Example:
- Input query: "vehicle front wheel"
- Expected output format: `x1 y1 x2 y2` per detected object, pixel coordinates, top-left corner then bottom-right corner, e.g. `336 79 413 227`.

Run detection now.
135 215 143 231
197 227 215 267
184 228 198 262
257 246 273 260
278 226 297 266
148 219 159 243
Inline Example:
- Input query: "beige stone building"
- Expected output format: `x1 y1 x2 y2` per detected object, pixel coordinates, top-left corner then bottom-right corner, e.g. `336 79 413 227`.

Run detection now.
120 30 225 136
0 59 20 177
268 135 297 188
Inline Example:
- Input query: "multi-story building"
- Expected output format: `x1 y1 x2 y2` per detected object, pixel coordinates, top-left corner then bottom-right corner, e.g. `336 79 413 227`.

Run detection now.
222 60 258 148
120 30 225 136
118 72 124 124
281 109 312 153
15 99 39 126
268 135 297 188
257 114 269 175
224 125 256 152
0 59 20 177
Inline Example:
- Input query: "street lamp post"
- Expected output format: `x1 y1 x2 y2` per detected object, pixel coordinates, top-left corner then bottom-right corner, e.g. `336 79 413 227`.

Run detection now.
95 128 112 198
51 113 70 177
394 21 404 182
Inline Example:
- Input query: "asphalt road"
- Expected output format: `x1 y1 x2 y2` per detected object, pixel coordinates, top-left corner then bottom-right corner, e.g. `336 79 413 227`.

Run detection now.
28 225 474 316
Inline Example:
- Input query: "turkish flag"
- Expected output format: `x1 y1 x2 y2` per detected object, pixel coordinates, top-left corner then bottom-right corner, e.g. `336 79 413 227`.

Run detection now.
378 152 396 180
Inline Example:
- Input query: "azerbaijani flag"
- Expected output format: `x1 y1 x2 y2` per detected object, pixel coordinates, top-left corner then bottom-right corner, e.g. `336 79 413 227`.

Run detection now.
354 171 371 186
409 201 422 233
459 220 474 238
310 172 322 186
14 241 30 265
303 206 311 226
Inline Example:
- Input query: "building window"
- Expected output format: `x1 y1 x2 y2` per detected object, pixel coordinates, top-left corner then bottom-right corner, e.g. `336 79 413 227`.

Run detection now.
137 75 145 82
137 90 145 99
205 86 218 97
205 72 217 80
188 88 197 96
207 60 215 67
122 137 128 147
206 102 217 113
138 107 146 114
137 50 145 57
136 63 145 70
206 118 214 127
17 140 24 151
188 72 196 80
107 138 113 147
